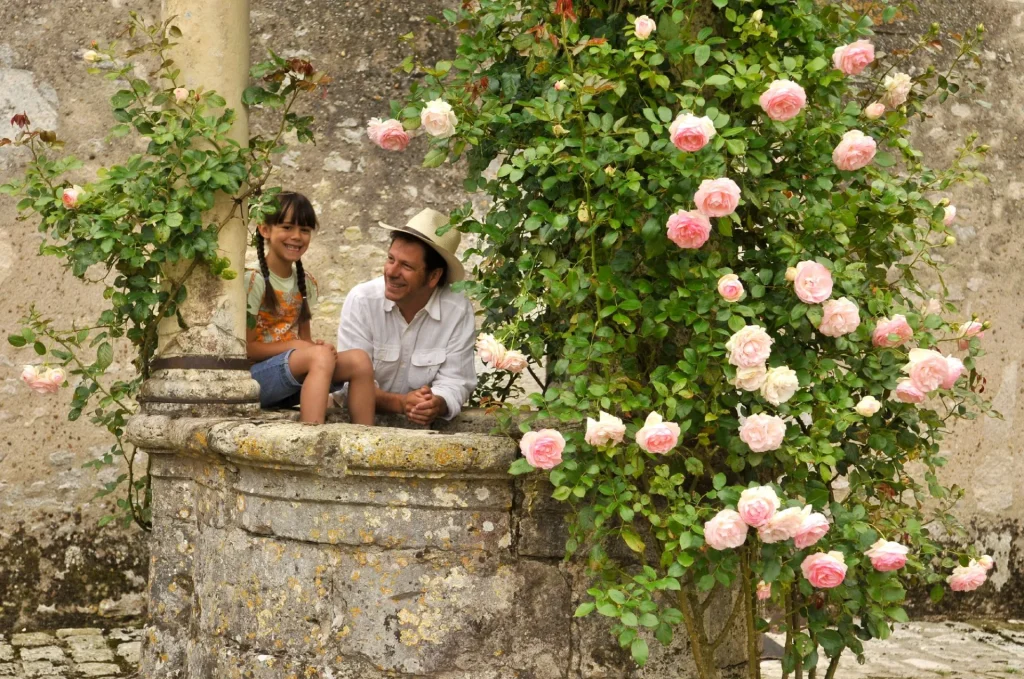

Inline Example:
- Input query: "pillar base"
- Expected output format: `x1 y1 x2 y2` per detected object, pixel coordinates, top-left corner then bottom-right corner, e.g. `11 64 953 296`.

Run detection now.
139 367 260 417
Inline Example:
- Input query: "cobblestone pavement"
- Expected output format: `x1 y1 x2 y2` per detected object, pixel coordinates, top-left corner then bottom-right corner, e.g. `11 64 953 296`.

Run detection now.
762 620 1024 679
0 627 140 678
1 621 1022 678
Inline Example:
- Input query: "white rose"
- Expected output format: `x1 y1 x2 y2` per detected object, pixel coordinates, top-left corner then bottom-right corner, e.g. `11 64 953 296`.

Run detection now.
760 366 799 406
420 99 458 138
855 396 881 417
882 72 912 108
730 364 767 392
758 506 809 544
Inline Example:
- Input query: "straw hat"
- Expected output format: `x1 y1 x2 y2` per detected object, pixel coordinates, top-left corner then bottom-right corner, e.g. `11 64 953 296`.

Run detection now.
377 208 465 282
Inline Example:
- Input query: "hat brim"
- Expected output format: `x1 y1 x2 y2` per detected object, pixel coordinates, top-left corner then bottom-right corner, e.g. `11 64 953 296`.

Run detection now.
377 221 466 283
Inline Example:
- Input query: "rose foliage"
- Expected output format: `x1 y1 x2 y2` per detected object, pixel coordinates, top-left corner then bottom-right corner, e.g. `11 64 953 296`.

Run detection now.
381 0 998 676
2 13 327 530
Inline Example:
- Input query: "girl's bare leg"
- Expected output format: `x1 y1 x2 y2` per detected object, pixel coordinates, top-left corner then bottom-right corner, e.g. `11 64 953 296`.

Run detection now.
288 344 336 424
334 349 375 425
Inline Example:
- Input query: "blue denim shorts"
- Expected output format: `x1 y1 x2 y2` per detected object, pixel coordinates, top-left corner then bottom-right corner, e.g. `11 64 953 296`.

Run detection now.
250 349 344 409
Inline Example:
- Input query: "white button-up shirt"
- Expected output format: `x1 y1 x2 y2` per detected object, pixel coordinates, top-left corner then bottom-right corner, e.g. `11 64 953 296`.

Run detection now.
336 277 477 420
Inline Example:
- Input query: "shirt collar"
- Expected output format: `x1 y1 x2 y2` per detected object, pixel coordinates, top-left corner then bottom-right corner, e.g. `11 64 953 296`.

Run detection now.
381 284 442 321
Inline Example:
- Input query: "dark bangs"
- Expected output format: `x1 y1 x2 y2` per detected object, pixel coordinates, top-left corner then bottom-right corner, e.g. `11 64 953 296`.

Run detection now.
267 192 318 229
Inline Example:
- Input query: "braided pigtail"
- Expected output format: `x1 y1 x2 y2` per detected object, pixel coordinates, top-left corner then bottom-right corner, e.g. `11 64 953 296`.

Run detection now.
295 259 312 325
255 232 280 315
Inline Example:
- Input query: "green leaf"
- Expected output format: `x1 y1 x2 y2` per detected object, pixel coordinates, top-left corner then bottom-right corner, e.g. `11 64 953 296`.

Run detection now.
422 147 448 168
874 151 896 167
574 602 596 617
8 334 26 347
95 342 114 371
886 606 909 623
33 341 46 356
110 90 135 109
712 473 726 490
694 45 711 67
631 637 649 666
704 74 730 87
621 528 646 553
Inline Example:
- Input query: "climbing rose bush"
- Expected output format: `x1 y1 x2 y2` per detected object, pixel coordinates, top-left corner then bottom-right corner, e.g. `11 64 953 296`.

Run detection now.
380 0 993 676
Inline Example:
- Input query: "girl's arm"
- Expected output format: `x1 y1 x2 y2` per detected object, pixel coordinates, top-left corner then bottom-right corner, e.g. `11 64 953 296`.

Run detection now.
247 325 311 362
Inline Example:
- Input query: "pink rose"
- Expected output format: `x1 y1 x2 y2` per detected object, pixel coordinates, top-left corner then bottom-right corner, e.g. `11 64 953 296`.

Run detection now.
554 79 567 91
864 102 886 119
693 178 741 217
717 273 744 302
635 412 681 455
737 486 780 528
792 260 833 304
739 413 786 453
21 365 65 394
872 314 913 348
758 79 807 122
666 209 712 249
948 563 987 592
801 551 848 589
894 379 926 404
173 87 189 103
669 113 716 152
585 411 626 447
725 325 774 368
756 581 772 601
758 506 808 544
957 321 985 350
520 429 565 470
903 348 950 393
366 118 410 152
832 130 877 171
495 349 528 373
977 555 994 571
704 509 748 550
420 99 458 138
832 40 875 75
475 333 506 365
62 186 82 209
633 15 656 39
818 297 860 337
883 72 913 108
865 539 909 572
944 205 957 226
941 356 965 389
794 511 830 550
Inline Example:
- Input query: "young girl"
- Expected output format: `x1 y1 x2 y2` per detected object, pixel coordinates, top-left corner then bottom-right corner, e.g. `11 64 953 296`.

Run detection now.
247 192 375 425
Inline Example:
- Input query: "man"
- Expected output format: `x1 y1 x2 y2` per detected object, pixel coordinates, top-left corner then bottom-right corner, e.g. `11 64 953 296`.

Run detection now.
336 208 477 425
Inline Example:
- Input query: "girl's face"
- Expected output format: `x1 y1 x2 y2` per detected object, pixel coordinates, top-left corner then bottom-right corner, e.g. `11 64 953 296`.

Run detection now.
260 209 313 264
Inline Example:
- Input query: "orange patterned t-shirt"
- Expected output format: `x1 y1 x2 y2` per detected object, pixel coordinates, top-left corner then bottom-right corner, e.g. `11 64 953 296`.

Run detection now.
246 268 319 344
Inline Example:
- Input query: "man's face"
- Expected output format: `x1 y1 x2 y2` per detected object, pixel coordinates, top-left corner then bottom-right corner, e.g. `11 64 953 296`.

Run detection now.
384 238 437 303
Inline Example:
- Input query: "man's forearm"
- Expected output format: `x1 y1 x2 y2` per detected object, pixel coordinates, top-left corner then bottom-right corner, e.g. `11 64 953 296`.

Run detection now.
375 388 406 414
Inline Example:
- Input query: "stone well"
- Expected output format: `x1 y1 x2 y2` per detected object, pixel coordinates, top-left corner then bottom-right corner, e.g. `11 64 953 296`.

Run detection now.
127 412 745 678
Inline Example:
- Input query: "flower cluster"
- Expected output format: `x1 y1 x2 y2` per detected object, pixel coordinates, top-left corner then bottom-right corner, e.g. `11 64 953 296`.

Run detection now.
21 365 66 394
475 333 527 373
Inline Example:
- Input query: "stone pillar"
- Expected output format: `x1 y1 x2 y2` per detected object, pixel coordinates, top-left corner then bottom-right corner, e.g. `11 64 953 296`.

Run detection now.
139 0 259 415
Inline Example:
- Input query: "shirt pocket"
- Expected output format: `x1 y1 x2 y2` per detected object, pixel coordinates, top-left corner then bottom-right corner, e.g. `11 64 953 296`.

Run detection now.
409 348 446 387
373 344 401 373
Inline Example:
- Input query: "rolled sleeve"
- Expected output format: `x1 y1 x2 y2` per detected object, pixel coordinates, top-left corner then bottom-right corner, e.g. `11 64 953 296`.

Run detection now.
429 297 478 420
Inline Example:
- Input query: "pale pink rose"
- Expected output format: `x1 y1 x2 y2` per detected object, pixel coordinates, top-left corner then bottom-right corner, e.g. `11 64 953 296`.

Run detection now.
475 333 506 365
694 178 741 217
792 260 833 304
739 413 786 453
495 349 528 373
554 79 567 91
62 186 82 209
948 563 987 592
760 366 799 406
894 379 926 404
669 114 716 153
758 79 807 122
666 209 712 249
864 102 886 119
865 539 909 572
633 15 656 39
794 511 830 550
704 509 748 550
922 298 943 317
520 429 565 470
818 297 860 337
785 266 798 282
941 356 965 389
756 580 772 601
957 321 985 350
832 129 877 171
366 118 410 152
21 365 65 394
759 506 808 544
944 205 957 226
635 412 681 455
903 348 950 393
82 50 103 63
832 40 875 75
977 555 994 571
801 551 848 589
585 411 626 447
872 314 913 348
738 486 780 528
883 72 913 108
725 325 774 369
730 364 768 392
717 274 744 302
420 98 458 138
855 396 881 417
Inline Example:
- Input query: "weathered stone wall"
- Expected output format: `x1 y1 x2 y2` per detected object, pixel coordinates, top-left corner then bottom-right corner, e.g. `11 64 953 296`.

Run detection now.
0 0 1022 630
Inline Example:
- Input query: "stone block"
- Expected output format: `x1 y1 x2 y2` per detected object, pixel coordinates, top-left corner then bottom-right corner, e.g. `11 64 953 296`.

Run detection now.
66 635 114 664
19 646 65 663
0 663 19 677
0 646 10 662
75 662 121 677
115 641 141 664
20 660 64 677
10 632 55 647
55 629 102 639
